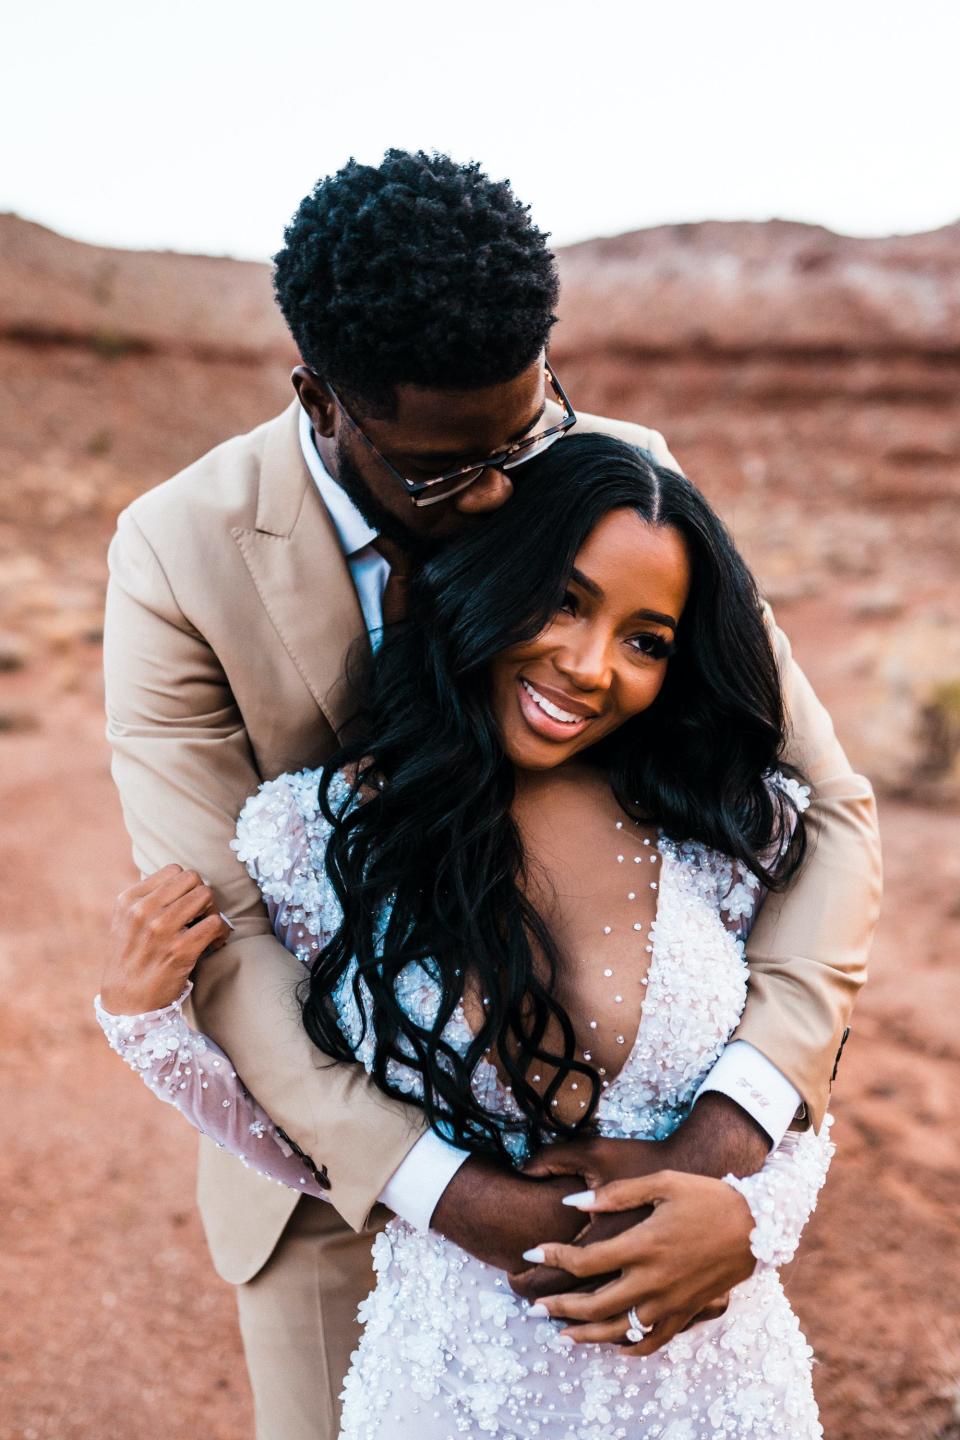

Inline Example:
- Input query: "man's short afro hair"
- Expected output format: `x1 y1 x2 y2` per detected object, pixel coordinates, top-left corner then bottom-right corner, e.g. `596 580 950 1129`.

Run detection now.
273 149 559 413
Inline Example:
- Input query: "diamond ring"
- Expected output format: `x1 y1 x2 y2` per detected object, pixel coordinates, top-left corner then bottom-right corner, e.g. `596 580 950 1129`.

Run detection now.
625 1306 654 1343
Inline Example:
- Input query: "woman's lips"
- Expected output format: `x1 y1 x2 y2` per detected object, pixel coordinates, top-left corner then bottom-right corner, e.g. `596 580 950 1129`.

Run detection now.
516 677 595 742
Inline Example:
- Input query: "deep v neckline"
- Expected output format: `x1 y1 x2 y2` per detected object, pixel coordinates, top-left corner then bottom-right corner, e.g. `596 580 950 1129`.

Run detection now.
455 828 672 1140
593 829 671 1119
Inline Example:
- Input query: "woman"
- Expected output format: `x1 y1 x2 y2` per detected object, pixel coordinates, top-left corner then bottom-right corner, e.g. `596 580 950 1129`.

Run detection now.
98 435 833 1437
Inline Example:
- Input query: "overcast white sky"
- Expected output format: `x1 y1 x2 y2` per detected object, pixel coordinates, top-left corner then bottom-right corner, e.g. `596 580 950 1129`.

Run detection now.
4 0 958 259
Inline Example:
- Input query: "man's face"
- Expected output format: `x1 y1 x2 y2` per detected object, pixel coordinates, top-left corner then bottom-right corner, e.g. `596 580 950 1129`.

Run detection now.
294 358 550 550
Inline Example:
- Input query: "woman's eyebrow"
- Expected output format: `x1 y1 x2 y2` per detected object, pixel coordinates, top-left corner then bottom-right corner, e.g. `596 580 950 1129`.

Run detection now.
630 609 678 631
569 570 677 630
570 566 603 598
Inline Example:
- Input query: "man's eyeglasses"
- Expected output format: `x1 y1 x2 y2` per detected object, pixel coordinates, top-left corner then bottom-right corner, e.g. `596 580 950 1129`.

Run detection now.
325 360 578 508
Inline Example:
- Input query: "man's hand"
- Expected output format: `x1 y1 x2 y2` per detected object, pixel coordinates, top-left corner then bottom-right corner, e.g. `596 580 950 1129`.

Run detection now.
538 1092 770 1190
510 1094 770 1305
510 1170 756 1355
430 1153 587 1274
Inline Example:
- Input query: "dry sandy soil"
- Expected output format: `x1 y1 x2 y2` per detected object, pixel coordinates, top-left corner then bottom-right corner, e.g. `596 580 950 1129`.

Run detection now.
1 214 959 1439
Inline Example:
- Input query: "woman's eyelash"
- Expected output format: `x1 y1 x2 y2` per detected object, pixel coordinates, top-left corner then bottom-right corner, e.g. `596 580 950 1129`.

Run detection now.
630 633 676 660
556 596 674 659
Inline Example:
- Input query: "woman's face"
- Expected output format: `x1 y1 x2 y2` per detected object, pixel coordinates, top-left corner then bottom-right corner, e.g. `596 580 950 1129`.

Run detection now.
490 508 691 771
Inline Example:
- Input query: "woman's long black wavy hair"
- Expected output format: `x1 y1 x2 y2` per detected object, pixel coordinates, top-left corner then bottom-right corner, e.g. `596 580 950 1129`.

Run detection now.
301 434 807 1161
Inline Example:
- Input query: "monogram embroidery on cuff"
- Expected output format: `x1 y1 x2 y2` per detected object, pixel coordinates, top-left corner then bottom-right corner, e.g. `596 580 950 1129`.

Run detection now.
734 1075 771 1109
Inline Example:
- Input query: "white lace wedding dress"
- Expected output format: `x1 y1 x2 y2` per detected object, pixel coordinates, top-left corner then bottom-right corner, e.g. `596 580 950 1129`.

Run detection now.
97 768 834 1439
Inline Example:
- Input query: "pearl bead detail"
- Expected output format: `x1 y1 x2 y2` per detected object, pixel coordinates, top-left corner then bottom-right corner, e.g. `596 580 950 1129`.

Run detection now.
99 764 824 1440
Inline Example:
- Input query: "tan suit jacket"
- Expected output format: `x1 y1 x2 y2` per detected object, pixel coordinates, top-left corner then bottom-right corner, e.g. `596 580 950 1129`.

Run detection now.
103 400 881 1284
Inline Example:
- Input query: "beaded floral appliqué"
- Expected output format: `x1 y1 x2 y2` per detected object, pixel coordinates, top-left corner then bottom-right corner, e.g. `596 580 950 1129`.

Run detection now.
98 765 830 1438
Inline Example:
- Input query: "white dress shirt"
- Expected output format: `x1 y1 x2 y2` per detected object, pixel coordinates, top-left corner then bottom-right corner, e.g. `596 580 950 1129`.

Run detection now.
299 409 802 1231
298 406 390 643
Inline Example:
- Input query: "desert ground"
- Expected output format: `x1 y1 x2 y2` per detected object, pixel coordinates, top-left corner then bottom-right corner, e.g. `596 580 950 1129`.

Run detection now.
1 213 958 1439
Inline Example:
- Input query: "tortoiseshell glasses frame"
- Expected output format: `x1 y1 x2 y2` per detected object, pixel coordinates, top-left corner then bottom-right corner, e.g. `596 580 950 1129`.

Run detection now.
325 359 578 508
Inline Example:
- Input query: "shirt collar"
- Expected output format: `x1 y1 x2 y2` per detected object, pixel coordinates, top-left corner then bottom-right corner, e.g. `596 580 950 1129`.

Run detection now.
298 403 378 558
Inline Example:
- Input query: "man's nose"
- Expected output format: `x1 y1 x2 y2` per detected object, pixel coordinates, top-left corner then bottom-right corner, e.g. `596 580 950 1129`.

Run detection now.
452 466 514 515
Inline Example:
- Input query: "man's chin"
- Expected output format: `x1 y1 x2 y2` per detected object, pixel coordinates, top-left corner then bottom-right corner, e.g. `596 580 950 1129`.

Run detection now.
334 445 434 553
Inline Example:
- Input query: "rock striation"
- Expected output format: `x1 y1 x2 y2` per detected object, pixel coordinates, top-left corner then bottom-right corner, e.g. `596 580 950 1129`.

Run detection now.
1 212 958 798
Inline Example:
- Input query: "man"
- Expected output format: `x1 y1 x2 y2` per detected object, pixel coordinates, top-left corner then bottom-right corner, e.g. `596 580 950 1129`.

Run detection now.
104 150 881 1439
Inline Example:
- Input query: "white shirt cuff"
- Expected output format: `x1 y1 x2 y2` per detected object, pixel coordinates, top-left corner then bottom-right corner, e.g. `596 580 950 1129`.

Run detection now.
694 1040 802 1147
378 1129 471 1232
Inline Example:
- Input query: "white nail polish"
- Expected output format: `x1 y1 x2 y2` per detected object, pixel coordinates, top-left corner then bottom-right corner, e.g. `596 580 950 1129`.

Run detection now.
522 1247 545 1263
219 912 235 930
561 1190 596 1209
526 1302 549 1318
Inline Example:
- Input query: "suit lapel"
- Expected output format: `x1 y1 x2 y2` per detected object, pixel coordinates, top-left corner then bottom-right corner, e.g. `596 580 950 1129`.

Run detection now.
232 401 368 738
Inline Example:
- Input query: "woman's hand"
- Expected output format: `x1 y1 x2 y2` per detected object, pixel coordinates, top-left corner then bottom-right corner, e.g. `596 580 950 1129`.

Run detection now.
511 1170 756 1355
100 865 231 1015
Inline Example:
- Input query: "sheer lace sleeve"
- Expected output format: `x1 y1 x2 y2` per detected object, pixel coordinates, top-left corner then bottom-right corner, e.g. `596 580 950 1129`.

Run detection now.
94 982 332 1196
93 767 352 1198
723 1116 834 1266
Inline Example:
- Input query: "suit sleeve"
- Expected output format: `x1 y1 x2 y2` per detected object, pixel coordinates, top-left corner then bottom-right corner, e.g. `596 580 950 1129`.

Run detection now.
571 410 684 475
733 608 882 1129
639 427 683 474
103 508 427 1230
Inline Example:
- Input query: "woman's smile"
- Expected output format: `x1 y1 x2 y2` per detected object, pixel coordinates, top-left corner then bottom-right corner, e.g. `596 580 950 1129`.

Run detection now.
517 676 598 742
491 508 690 772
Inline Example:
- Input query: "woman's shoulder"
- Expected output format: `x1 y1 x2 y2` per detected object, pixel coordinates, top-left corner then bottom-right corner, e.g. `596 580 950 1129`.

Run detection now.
765 768 811 816
662 769 810 930
758 767 811 873
231 766 353 894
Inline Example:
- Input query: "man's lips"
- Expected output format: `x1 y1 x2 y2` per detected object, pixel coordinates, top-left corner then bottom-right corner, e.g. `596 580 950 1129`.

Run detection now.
516 677 600 742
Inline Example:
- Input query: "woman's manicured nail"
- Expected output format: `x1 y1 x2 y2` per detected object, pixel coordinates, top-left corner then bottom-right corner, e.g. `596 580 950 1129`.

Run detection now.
561 1190 596 1208
526 1302 549 1318
522 1247 545 1263
219 912 235 930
